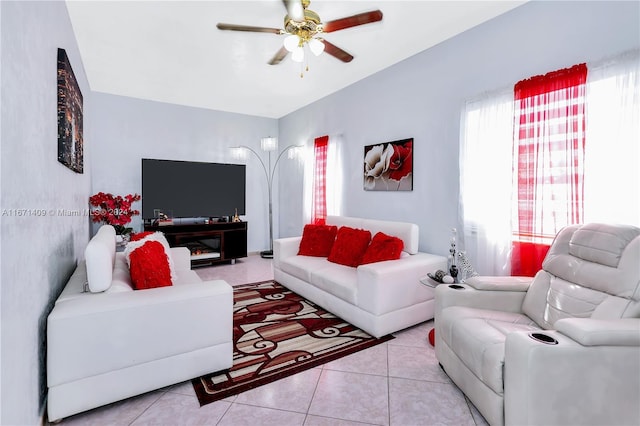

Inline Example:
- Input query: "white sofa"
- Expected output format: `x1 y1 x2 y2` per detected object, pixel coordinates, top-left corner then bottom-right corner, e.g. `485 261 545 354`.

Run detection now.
274 216 447 338
47 225 233 422
435 223 640 426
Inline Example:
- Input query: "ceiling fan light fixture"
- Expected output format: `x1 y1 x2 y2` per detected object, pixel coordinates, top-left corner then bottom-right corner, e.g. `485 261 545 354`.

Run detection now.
292 46 305 63
283 34 299 52
217 1 384 72
309 38 325 56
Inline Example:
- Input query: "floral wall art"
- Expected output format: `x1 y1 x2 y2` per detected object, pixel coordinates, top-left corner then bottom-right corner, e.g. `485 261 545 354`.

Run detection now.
363 138 413 191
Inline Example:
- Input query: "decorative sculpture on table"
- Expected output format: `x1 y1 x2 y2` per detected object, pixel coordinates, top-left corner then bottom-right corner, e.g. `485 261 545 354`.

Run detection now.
425 228 473 286
448 228 459 282
457 251 479 283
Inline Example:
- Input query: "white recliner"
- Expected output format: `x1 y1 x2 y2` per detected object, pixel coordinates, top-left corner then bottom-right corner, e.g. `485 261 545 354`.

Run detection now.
435 223 640 426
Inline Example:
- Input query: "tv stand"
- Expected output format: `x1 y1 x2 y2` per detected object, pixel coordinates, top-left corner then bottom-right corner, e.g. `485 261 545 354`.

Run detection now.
144 221 248 267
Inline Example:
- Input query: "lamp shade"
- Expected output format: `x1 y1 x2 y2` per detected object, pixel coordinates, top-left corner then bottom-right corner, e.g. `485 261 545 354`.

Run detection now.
260 137 278 151
230 146 248 160
287 146 303 159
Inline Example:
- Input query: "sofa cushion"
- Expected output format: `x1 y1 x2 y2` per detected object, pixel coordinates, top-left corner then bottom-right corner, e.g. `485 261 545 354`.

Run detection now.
328 227 372 267
309 264 359 305
439 306 539 395
174 269 203 285
361 232 404 265
108 253 134 293
279 255 331 283
85 225 117 292
298 224 338 257
127 240 173 290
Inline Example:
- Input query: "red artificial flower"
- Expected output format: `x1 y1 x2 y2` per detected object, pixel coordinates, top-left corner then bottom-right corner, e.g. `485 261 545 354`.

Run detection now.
89 192 141 231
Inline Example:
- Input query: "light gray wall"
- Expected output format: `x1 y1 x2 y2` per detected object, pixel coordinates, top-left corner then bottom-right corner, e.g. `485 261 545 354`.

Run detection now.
90 93 278 253
0 1 638 424
277 0 640 257
0 2 4 421
0 1 91 424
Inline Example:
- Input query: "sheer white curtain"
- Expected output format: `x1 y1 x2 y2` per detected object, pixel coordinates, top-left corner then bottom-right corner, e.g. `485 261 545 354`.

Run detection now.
584 49 640 226
459 49 640 276
459 88 514 275
325 134 344 217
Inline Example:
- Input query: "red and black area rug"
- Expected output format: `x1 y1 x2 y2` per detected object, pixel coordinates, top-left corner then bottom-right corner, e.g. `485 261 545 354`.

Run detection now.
192 280 393 406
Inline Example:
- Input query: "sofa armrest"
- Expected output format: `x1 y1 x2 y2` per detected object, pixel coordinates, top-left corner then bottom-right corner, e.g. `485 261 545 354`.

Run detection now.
435 282 528 320
47 279 232 387
504 328 640 425
273 237 301 269
170 246 191 270
555 318 640 346
356 252 447 315
464 276 533 291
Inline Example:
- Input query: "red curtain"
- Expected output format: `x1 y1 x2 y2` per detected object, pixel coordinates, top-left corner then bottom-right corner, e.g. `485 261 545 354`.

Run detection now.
511 64 587 276
312 136 329 225
511 242 551 277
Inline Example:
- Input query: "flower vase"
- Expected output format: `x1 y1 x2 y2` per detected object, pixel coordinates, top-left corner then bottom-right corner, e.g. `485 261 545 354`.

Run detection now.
115 232 130 246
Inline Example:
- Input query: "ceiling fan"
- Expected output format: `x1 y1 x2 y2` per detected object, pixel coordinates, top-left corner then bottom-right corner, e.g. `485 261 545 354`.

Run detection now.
216 0 383 71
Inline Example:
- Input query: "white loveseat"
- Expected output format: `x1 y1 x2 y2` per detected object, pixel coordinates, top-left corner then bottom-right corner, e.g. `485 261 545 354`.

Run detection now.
274 216 447 338
47 225 233 422
435 223 640 426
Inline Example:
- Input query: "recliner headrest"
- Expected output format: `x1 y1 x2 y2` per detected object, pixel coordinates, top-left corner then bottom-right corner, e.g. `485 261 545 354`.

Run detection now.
568 223 640 268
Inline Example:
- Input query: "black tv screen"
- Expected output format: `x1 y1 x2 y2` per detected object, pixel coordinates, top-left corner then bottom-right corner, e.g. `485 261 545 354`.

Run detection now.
142 159 246 220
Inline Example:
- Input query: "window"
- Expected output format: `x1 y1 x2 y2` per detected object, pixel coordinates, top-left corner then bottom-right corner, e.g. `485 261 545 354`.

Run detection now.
511 64 587 275
303 135 343 225
460 50 639 276
311 135 329 225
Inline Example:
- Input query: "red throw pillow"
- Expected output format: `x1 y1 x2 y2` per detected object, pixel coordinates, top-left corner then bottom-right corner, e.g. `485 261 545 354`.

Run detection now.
298 224 338 257
328 226 372 267
128 240 172 290
130 231 154 242
360 232 404 265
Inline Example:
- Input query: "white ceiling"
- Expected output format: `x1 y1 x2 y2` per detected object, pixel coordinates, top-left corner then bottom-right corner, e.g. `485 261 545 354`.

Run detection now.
66 0 527 119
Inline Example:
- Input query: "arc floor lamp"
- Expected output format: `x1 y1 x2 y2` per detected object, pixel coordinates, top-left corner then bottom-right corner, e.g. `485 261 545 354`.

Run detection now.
231 137 303 258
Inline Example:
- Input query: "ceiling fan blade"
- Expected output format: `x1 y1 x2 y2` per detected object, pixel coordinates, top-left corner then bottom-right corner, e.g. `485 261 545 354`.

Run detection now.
268 46 289 65
322 40 354 63
216 23 282 34
282 0 304 22
322 10 383 33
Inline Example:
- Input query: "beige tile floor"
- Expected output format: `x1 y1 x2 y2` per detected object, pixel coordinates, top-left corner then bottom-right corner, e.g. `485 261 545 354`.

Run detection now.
52 254 488 426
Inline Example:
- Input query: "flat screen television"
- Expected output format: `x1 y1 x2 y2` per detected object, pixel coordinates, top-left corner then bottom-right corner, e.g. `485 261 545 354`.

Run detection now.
142 158 246 220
